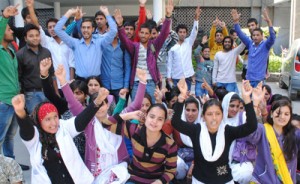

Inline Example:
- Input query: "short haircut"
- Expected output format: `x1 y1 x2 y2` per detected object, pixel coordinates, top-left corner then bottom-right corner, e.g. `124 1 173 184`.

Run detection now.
94 11 106 19
247 18 258 25
123 21 135 30
252 28 263 35
229 29 237 35
70 80 88 95
222 36 234 46
140 23 151 32
201 46 210 52
46 18 58 28
81 18 94 27
23 24 40 37
21 7 38 20
175 24 188 33
215 30 223 37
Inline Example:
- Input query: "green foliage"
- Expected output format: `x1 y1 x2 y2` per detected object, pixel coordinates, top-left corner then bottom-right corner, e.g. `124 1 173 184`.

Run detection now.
268 55 282 72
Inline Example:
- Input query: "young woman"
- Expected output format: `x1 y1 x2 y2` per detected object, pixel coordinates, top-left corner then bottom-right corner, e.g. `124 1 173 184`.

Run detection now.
11 88 108 184
246 99 300 183
171 79 259 183
102 104 178 184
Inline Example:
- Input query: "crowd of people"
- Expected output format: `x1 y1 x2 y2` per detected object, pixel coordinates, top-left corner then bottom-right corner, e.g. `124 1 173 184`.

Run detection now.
0 0 299 183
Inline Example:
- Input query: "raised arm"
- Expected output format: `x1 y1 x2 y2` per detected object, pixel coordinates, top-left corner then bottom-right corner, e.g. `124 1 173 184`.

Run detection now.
261 8 276 49
26 0 39 27
212 54 219 85
99 6 117 45
231 9 251 48
12 94 35 141
0 5 19 42
188 6 201 45
208 17 218 48
133 0 147 42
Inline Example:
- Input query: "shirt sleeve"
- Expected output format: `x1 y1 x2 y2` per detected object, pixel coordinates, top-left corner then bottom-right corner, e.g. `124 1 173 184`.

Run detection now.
159 142 177 184
0 17 9 43
209 25 216 48
54 16 77 49
188 20 199 45
123 50 131 89
234 23 252 48
100 15 117 46
39 26 51 49
233 42 246 55
212 53 219 83
167 50 172 78
265 26 276 49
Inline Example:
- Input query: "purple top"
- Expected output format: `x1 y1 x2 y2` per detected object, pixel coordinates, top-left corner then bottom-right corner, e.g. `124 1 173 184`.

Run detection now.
118 18 171 86
246 123 300 183
61 81 146 175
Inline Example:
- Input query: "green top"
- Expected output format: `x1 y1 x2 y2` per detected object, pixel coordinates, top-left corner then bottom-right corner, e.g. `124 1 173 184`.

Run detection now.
112 97 126 115
0 17 20 105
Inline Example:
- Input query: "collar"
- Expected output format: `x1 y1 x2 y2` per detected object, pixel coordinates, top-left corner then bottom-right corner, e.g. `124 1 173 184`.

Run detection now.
80 37 95 44
26 44 42 53
139 125 166 149
94 28 107 35
252 40 263 46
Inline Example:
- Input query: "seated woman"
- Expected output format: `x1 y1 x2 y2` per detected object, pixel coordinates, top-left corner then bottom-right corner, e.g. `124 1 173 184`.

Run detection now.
171 79 259 183
103 105 178 184
11 88 108 183
247 99 300 183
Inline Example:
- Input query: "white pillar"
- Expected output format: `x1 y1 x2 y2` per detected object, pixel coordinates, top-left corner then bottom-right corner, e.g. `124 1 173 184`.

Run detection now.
54 2 61 19
13 0 24 27
153 0 164 22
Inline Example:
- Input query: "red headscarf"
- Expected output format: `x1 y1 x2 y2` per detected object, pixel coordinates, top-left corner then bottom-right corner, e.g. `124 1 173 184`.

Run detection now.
37 103 58 123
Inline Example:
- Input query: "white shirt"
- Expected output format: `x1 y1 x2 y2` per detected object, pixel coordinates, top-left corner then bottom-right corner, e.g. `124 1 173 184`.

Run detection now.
167 20 198 79
40 27 75 88
23 117 94 184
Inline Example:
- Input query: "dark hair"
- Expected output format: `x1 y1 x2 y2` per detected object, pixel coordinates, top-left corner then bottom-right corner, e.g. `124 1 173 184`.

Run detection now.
88 92 108 105
269 94 292 106
175 24 188 33
86 76 103 88
292 114 300 121
222 36 234 47
139 23 151 33
94 11 106 19
215 30 223 37
23 23 40 37
263 84 272 95
81 18 94 27
70 80 88 95
146 103 167 120
124 21 135 30
229 29 237 35
266 99 295 161
214 86 229 102
252 28 263 35
46 18 58 28
247 18 258 25
185 96 199 110
230 94 241 103
146 20 157 29
201 46 210 52
202 99 223 115
144 93 153 105
165 87 180 102
31 101 58 160
21 7 38 20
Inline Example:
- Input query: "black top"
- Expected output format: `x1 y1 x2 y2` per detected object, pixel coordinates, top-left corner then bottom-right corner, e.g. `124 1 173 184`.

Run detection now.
10 25 26 49
16 101 102 183
171 102 257 184
16 45 54 92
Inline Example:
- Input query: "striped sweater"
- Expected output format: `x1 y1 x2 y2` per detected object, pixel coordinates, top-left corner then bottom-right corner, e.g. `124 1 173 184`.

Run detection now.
104 114 178 184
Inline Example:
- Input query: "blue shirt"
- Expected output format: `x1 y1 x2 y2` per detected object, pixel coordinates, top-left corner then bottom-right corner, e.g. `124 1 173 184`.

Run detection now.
101 40 131 90
234 24 276 81
54 15 117 78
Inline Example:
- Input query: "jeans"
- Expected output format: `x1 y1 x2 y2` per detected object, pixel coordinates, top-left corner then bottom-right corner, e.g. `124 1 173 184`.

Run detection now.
25 91 48 115
249 80 265 88
131 80 156 104
0 102 18 158
217 82 239 94
195 81 209 97
173 77 192 91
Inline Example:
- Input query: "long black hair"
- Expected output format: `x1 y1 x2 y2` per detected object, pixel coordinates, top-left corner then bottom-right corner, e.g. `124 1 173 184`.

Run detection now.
32 102 59 160
202 98 223 116
266 99 296 161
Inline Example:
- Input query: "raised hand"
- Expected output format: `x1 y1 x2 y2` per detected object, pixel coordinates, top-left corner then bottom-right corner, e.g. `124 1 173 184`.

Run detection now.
165 0 174 17
212 16 219 27
146 9 153 20
114 9 123 27
139 0 147 7
241 80 252 104
231 9 241 23
154 86 163 104
25 0 34 8
136 68 147 83
40 58 52 76
65 8 77 18
100 6 109 16
119 88 129 99
2 4 19 18
199 95 209 105
219 21 226 28
261 8 272 26
55 64 67 86
11 94 26 117
252 82 266 106
74 7 86 20
195 6 201 20
94 87 109 105
201 35 208 45
177 78 188 97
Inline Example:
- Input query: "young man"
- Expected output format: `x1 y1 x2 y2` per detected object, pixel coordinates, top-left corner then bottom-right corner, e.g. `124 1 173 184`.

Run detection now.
212 36 245 93
114 0 174 102
209 17 229 60
54 7 117 79
232 9 276 87
0 5 29 170
167 6 201 91
16 24 53 114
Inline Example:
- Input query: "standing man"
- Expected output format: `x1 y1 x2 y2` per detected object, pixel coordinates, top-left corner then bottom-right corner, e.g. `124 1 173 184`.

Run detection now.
167 6 201 91
232 9 275 87
114 0 174 102
55 6 117 80
17 24 53 114
212 36 245 93
0 5 28 170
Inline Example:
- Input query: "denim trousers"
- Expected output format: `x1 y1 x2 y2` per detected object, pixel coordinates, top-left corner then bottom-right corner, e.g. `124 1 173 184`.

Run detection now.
131 80 156 104
25 91 48 114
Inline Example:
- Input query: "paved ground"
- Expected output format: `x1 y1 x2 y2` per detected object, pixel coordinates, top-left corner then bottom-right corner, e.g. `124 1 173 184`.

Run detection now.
14 82 300 183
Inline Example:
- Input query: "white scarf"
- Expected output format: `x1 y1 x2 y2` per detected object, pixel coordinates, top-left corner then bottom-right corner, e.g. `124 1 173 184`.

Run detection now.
199 119 226 162
180 97 202 147
94 118 122 171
